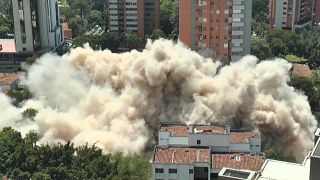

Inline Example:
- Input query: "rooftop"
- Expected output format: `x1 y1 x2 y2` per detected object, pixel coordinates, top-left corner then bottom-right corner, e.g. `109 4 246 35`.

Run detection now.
159 123 260 143
230 131 260 143
153 147 210 164
0 73 19 86
160 124 189 137
258 159 309 180
212 153 265 171
291 63 312 78
0 39 16 53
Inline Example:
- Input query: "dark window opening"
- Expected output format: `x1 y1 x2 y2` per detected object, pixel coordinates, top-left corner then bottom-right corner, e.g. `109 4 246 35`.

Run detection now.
169 168 177 173
189 169 194 174
197 140 201 145
155 168 164 173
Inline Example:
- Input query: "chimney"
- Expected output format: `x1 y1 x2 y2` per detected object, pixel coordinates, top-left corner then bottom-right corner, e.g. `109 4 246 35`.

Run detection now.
188 125 194 133
225 125 230 134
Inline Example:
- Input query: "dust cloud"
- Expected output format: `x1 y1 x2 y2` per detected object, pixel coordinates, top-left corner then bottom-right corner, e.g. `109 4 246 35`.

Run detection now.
0 39 317 161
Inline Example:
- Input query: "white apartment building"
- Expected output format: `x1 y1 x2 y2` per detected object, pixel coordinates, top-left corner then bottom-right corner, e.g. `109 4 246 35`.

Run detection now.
158 124 261 154
11 0 63 52
153 123 264 180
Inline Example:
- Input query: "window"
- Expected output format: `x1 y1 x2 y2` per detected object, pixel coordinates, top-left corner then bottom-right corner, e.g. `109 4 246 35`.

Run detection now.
255 145 259 147
169 168 177 173
197 140 201 145
189 169 194 174
155 168 164 173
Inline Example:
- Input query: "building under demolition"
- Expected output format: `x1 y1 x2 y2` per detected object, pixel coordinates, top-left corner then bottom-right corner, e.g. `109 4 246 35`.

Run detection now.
152 123 320 180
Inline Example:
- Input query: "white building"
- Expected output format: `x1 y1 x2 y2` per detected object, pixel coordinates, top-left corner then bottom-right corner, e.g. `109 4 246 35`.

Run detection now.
153 123 264 180
158 123 261 154
11 0 64 52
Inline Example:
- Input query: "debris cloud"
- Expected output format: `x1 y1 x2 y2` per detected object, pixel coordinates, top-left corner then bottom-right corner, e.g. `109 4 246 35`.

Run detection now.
0 39 317 161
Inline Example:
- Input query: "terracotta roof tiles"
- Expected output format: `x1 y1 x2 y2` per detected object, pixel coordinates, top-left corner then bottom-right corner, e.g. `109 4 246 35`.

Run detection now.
212 153 265 171
230 131 260 144
0 73 19 86
153 147 210 164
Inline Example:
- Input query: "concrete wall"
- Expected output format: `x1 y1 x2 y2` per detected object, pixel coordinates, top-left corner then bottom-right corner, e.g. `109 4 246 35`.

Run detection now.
189 134 230 147
249 137 261 153
153 163 194 180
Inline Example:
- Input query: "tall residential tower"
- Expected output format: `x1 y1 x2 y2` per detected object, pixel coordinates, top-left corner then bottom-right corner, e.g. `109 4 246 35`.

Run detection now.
179 0 252 62
11 0 64 52
269 0 314 32
108 0 160 37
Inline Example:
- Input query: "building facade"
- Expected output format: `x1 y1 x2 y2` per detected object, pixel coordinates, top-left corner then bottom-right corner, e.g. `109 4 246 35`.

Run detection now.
179 0 252 62
11 0 63 52
314 0 320 25
269 0 314 32
108 0 160 37
152 123 264 180
159 124 261 154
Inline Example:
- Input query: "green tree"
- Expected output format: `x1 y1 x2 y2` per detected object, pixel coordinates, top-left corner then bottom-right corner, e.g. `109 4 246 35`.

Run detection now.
88 10 103 28
73 34 100 49
149 29 166 40
7 88 32 106
160 0 179 39
299 28 320 69
252 0 269 22
251 37 271 60
70 0 91 17
126 34 144 51
68 16 85 38
100 32 120 52
265 148 296 162
22 108 38 119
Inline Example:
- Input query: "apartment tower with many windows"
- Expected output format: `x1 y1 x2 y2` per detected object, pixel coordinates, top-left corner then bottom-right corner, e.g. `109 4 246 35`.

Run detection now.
11 0 63 52
269 0 314 32
179 0 252 62
108 0 160 37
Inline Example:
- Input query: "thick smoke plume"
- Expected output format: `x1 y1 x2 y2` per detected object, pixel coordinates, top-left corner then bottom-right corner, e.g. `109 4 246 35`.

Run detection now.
0 39 317 161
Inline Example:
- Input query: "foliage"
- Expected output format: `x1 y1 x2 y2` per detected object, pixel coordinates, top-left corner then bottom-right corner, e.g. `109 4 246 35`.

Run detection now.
0 128 151 180
73 34 100 49
265 148 296 162
88 10 103 28
67 16 85 38
100 32 120 52
148 29 166 40
22 108 38 119
7 89 32 106
26 54 39 65
299 28 320 69
126 34 145 51
265 29 301 57
160 0 179 39
252 0 269 22
0 15 13 37
251 37 271 60
252 21 270 38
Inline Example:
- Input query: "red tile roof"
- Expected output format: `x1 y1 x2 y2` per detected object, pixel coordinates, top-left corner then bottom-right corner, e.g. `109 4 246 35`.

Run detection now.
0 39 16 53
159 124 227 136
153 147 210 164
292 63 312 78
230 131 260 144
0 73 18 85
195 126 225 134
212 153 265 171
160 124 189 137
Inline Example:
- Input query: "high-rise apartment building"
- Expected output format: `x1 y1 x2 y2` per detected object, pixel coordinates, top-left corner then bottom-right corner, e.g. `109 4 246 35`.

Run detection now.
11 0 64 52
314 0 320 25
179 0 252 62
108 0 160 37
269 0 314 32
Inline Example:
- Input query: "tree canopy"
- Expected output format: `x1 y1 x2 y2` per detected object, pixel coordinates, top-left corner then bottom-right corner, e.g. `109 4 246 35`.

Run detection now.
0 128 151 180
